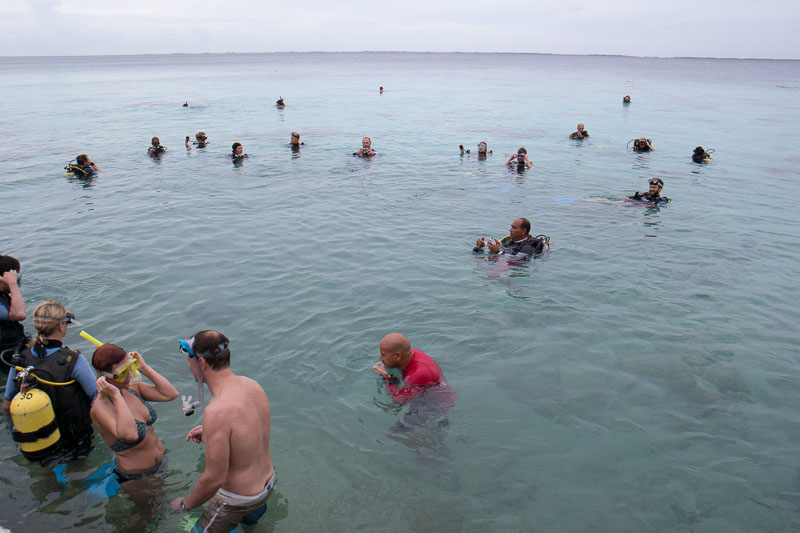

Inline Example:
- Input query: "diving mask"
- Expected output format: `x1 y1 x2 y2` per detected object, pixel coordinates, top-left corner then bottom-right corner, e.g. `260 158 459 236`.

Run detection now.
104 357 141 383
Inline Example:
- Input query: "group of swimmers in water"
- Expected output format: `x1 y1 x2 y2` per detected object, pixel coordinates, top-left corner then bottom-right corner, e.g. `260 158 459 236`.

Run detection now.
66 92 714 189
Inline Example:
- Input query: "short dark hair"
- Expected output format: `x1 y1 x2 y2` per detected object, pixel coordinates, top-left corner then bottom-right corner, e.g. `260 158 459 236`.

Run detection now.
0 255 20 275
192 330 231 370
232 142 242 153
76 154 89 165
517 147 527 154
519 218 531 235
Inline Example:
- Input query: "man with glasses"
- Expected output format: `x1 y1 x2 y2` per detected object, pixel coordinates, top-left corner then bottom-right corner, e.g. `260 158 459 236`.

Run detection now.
0 255 26 355
474 218 550 259
172 330 275 533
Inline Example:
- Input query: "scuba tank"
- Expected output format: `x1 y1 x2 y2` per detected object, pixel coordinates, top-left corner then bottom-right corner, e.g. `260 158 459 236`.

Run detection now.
9 366 62 461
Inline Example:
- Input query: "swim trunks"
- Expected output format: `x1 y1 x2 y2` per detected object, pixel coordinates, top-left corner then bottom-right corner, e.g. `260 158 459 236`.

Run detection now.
192 471 276 533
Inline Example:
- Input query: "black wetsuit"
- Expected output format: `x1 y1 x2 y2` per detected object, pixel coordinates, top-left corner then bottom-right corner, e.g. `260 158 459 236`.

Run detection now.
474 234 547 257
13 341 94 459
627 192 670 205
0 292 26 354
570 131 589 139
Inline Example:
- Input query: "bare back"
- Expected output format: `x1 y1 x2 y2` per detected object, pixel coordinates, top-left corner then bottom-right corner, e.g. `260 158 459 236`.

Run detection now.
205 375 272 495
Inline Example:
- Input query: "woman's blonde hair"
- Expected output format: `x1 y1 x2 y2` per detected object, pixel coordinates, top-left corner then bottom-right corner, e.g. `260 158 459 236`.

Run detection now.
31 301 67 347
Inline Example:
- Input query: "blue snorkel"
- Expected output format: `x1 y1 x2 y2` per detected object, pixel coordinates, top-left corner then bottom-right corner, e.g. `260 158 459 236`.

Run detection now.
178 337 203 416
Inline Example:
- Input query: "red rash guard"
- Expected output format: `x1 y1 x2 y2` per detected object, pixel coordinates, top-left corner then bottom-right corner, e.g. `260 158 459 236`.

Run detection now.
385 349 445 404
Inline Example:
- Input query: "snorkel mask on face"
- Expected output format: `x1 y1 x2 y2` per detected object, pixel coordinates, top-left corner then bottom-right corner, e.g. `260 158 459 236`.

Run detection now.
178 336 204 416
102 356 141 384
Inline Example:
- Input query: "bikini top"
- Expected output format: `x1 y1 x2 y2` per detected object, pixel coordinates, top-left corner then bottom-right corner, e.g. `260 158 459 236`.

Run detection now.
110 388 157 453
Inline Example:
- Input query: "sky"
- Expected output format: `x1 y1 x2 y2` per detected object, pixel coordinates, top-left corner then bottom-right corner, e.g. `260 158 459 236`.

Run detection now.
0 0 797 59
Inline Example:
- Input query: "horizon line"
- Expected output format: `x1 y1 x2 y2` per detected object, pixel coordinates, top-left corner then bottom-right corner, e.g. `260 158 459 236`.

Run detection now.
0 51 797 61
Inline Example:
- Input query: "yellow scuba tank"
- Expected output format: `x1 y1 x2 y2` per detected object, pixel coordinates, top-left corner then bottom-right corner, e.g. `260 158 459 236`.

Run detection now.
10 386 62 460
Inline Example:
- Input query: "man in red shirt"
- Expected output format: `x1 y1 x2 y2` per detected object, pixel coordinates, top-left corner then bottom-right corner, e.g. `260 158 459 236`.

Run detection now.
372 333 455 413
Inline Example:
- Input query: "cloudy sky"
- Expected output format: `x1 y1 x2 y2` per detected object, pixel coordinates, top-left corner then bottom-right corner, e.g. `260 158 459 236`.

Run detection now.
1 0 797 59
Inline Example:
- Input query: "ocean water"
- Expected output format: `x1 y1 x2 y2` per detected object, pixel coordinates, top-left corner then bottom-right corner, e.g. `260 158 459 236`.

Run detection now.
1 52 800 532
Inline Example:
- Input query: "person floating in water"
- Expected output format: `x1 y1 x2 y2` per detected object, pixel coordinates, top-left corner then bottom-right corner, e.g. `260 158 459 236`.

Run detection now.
193 132 208 149
65 154 99 177
692 146 714 163
183 100 189 107
476 141 492 160
371 333 455 422
505 147 532 169
569 123 589 140
90 343 177 484
231 142 248 161
379 86 384 94
623 95 631 104
459 144 469 155
474 218 550 259
626 177 670 205
148 137 166 157
353 136 376 157
276 97 285 108
630 137 655 152
290 132 304 149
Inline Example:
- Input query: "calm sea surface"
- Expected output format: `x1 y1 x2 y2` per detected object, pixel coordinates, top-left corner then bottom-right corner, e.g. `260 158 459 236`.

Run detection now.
1 52 800 532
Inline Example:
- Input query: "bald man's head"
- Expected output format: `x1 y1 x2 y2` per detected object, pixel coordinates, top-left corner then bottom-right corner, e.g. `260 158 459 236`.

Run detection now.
379 333 413 369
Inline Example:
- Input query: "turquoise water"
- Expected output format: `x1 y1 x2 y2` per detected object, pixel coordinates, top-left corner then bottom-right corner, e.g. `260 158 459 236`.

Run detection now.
1 52 800 531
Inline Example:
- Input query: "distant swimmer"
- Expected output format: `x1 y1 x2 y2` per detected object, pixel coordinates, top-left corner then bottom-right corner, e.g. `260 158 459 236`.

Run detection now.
474 218 550 259
476 141 492 160
626 177 670 205
231 142 248 160
459 144 469 155
353 136 376 157
183 100 189 107
569 123 589 140
65 154 99 177
379 86 384 94
276 97 285 108
629 137 655 152
194 132 209 149
505 147 532 169
290 132 305 149
692 146 714 163
148 137 166 157
623 95 631 104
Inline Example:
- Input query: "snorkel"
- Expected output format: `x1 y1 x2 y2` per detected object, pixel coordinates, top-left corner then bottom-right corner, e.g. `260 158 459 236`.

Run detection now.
178 337 204 416
80 330 142 384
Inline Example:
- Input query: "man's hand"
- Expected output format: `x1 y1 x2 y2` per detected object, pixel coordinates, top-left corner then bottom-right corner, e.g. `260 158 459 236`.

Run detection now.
475 237 485 249
372 363 390 379
488 239 501 253
186 425 204 443
170 497 187 513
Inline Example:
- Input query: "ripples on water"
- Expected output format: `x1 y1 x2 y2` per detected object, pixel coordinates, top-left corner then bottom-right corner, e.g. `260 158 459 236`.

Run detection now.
1 53 799 531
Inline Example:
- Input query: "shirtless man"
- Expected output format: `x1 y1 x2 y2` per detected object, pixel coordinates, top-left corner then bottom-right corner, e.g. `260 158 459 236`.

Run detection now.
171 330 275 533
